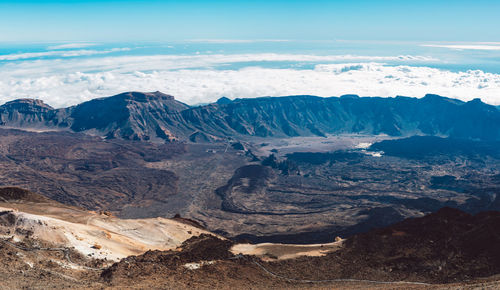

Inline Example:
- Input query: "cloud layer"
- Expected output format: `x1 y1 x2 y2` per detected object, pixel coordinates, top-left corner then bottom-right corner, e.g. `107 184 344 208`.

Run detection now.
421 44 500 51
0 53 499 108
0 48 130 61
47 43 97 50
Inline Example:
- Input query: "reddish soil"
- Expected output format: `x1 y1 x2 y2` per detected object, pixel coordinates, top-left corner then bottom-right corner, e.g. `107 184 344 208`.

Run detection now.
266 207 500 284
3 207 500 289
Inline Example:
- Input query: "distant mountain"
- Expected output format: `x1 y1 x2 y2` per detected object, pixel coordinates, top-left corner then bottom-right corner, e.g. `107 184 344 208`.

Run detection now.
0 91 191 141
68 91 190 141
1 92 499 141
191 94 498 140
0 98 60 128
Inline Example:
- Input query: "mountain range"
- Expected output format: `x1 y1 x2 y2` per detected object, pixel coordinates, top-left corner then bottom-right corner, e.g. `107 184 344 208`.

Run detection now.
1 91 499 142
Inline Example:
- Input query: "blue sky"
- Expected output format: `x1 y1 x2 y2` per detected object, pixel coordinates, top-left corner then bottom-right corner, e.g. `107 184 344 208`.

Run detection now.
0 0 499 42
0 1 499 107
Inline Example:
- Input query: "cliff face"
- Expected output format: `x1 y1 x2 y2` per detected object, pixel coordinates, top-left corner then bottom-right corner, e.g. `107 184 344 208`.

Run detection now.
68 91 190 141
180 94 500 140
0 99 61 128
0 91 191 141
1 92 499 141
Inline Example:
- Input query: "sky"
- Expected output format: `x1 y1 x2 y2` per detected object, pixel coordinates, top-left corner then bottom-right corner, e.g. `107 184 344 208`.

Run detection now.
0 0 499 42
0 1 499 107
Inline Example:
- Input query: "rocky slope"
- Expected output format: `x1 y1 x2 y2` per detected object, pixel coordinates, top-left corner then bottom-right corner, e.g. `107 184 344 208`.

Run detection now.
0 91 191 141
1 126 499 244
0 128 190 217
0 98 62 129
269 207 500 284
98 208 500 288
69 91 190 141
340 207 500 282
0 187 215 261
1 92 499 141
2 188 500 288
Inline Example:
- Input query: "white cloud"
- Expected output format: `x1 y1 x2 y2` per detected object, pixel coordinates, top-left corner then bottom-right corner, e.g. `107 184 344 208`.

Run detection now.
59 48 131 57
0 54 499 108
0 48 130 61
421 44 500 50
186 39 290 43
0 53 437 78
47 43 97 50
0 51 63 61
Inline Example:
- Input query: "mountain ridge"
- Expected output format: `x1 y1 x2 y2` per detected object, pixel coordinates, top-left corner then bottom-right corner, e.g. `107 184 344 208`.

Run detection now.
1 92 499 141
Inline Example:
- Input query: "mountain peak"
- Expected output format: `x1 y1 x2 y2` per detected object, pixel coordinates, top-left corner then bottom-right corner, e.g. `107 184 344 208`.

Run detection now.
112 91 175 102
216 97 232 105
340 94 360 99
422 93 464 105
466 98 485 105
2 98 54 110
68 91 189 141
422 93 447 101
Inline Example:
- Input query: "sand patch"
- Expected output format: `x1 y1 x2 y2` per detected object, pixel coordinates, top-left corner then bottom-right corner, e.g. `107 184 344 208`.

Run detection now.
231 239 343 261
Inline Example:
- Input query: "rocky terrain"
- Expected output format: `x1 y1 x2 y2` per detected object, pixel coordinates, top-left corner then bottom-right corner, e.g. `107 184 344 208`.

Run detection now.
1 91 499 141
5 202 499 289
0 128 188 214
0 124 499 244
0 187 214 262
208 135 500 243
339 207 500 282
260 207 500 285
1 91 500 288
